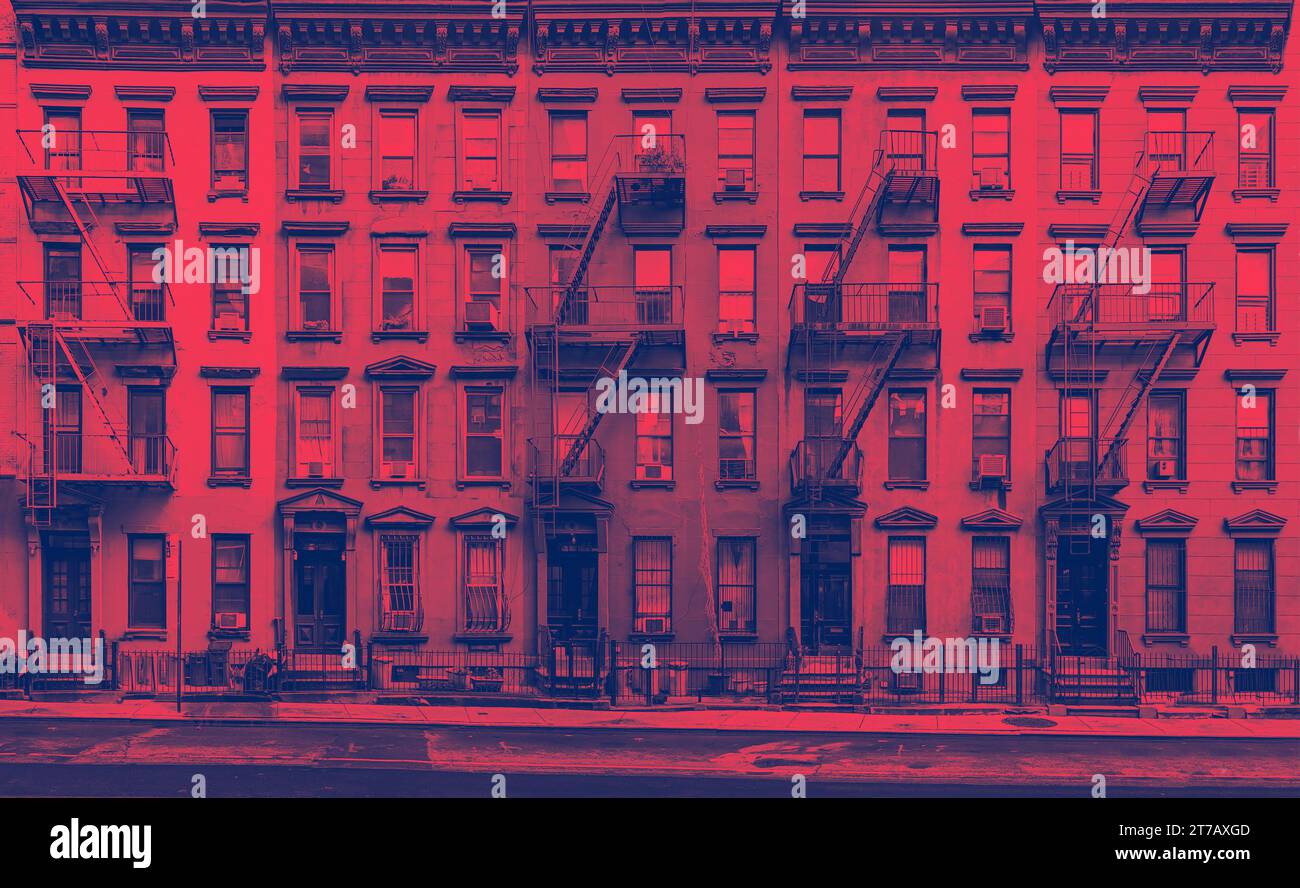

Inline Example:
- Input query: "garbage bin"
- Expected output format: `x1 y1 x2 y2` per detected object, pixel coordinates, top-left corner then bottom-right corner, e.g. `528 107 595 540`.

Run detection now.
664 661 688 697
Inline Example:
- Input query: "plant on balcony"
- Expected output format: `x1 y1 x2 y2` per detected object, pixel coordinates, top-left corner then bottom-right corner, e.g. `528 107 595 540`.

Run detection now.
637 145 685 174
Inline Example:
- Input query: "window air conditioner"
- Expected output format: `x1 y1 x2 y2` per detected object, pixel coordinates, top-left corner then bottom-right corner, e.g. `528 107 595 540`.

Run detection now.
464 301 500 330
978 454 1008 484
979 306 1008 333
215 612 247 630
722 168 748 191
978 167 1007 190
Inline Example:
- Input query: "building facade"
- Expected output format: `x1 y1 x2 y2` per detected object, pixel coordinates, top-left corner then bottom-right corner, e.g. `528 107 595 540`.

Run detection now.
0 0 1296 701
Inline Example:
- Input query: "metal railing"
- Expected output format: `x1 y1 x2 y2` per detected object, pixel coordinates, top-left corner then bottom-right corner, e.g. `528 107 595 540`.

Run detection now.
791 282 938 330
526 284 683 329
463 585 511 635
34 432 175 481
19 280 175 325
881 129 939 175
1054 282 1214 329
1144 131 1214 177
611 133 687 176
1045 436 1128 492
529 436 605 485
17 128 176 174
789 439 863 495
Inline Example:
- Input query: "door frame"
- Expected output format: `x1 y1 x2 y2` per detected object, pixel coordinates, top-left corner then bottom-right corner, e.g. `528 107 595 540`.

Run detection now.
1055 535 1109 655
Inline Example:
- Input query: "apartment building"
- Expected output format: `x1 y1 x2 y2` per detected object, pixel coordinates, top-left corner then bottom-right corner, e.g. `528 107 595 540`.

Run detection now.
0 0 1295 702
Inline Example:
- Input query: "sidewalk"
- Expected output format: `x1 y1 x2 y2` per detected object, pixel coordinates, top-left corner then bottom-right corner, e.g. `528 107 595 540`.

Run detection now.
2 697 1299 739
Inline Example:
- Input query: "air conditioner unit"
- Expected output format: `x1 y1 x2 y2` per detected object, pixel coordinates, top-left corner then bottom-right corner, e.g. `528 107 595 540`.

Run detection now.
639 617 669 635
307 461 324 479
722 168 747 191
978 454 1008 484
979 306 1008 333
717 318 755 336
214 314 244 332
978 167 1007 190
388 460 409 479
892 670 921 691
215 612 247 630
636 463 669 482
464 301 500 330
975 613 1007 635
1152 459 1178 479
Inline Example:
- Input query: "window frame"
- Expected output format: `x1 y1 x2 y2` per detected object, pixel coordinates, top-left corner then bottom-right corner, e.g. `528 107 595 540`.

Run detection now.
548 110 588 193
972 244 1012 329
210 109 249 193
461 533 507 634
376 385 420 482
634 388 674 482
717 109 756 191
458 107 502 192
801 108 842 193
971 388 1011 481
1234 246 1275 334
290 242 337 334
462 384 506 481
717 389 757 482
291 107 335 192
632 537 673 635
716 537 757 636
461 243 506 331
1146 390 1186 481
211 534 251 629
886 536 926 637
1234 539 1276 635
291 385 337 481
1237 108 1275 189
971 536 1011 633
374 106 420 193
378 532 422 632
210 241 250 334
373 239 422 335
971 107 1011 191
1235 388 1275 482
128 534 167 630
210 386 250 479
887 388 927 482
1059 108 1099 191
1144 538 1187 634
717 244 757 330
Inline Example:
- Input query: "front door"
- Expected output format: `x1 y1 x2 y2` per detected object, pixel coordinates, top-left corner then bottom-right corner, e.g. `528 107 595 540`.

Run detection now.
1056 536 1109 655
44 547 91 639
294 550 345 650
801 537 852 652
547 541 597 640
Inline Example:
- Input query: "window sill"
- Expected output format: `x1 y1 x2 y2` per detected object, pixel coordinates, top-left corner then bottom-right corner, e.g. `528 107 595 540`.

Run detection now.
799 190 844 201
371 632 429 645
208 476 252 489
286 188 344 203
371 478 426 489
719 633 759 643
630 479 675 490
372 330 429 343
454 631 512 645
628 632 675 644
208 329 251 342
453 189 511 204
287 477 343 489
208 189 249 203
546 191 590 204
1232 331 1280 346
369 189 428 204
454 329 512 343
715 479 759 491
884 480 929 491
1142 479 1189 494
457 479 511 490
208 629 250 642
969 189 1015 201
1056 189 1101 204
1141 632 1190 647
712 330 758 344
1232 480 1278 494
714 190 758 204
968 479 1011 492
1232 187 1279 202
287 330 343 343
970 631 1012 640
1230 633 1278 647
122 630 167 641
968 330 1014 343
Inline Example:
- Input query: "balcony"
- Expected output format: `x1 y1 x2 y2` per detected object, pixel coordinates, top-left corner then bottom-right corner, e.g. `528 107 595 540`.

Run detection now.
17 280 175 349
791 282 939 333
1140 131 1215 219
879 129 940 207
612 133 686 234
1045 437 1128 496
529 437 606 492
526 285 684 334
1048 282 1215 365
789 439 863 498
31 432 177 488
15 129 176 219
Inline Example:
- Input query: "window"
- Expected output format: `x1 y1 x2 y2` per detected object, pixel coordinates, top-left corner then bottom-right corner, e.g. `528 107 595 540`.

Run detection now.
1148 248 1186 322
887 537 926 636
463 535 506 633
887 245 927 324
549 112 587 192
718 390 756 481
212 535 250 629
376 109 417 191
633 111 671 158
633 246 672 325
293 387 335 479
460 109 501 191
971 108 1011 191
1145 539 1187 633
1235 248 1274 333
293 245 334 332
633 537 673 634
802 110 840 192
886 108 926 170
1147 391 1185 480
211 243 249 333
1060 109 1098 191
379 534 420 631
44 243 81 319
128 247 164 322
717 110 755 190
972 389 1010 481
1234 540 1275 635
635 391 673 482
464 245 504 326
972 245 1011 328
128 535 166 629
293 109 333 190
717 538 756 635
971 537 1011 632
127 110 165 173
464 386 504 480
1236 389 1274 481
717 246 756 330
376 244 418 332
128 388 166 475
211 387 249 478
802 244 839 288
211 110 248 192
887 390 926 481
43 108 81 172
378 388 417 480
1238 109 1275 188
43 386 81 474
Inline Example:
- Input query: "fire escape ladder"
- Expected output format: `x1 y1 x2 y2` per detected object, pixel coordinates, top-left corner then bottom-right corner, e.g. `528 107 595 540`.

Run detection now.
529 324 560 547
26 323 57 525
52 180 132 320
555 146 623 324
826 332 908 479
1098 333 1180 476
1103 153 1156 255
557 337 639 477
53 329 133 470
826 148 890 287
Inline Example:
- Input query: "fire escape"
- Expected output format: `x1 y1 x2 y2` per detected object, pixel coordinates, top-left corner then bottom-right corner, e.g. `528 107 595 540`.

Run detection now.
1045 132 1216 507
13 128 178 527
786 129 941 505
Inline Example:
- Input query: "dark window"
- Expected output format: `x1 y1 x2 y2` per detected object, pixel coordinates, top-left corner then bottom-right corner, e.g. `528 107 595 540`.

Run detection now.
379 388 417 480
972 108 1011 191
377 244 418 332
633 537 673 634
293 245 333 331
211 243 249 333
887 537 926 636
802 110 841 192
127 110 165 173
1236 389 1274 481
1238 109 1275 188
42 108 81 172
887 389 926 481
129 535 166 629
43 386 81 474
971 537 1011 632
1147 391 1185 481
1234 540 1275 635
464 386 504 479
211 387 249 477
293 387 334 479
633 246 672 325
635 389 673 482
128 388 166 476
1235 248 1274 333
465 245 504 320
972 389 1010 481
1145 539 1186 633
463 534 505 633
718 390 756 481
717 538 756 635
128 247 164 322
44 243 81 320
1060 109 1098 190
379 533 420 631
211 110 248 192
212 535 250 627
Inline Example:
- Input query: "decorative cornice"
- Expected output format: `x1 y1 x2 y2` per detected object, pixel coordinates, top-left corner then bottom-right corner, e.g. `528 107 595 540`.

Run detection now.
30 83 90 101
960 508 1023 531
962 84 1017 102
537 224 589 239
621 88 682 104
876 86 937 103
1227 85 1288 106
960 368 1023 382
1048 85 1109 105
199 366 261 380
449 365 518 379
1224 509 1286 537
282 83 349 102
1225 222 1289 242
199 85 260 103
1224 368 1288 383
1137 85 1199 106
449 507 518 529
449 222 516 239
364 356 437 380
447 85 515 103
705 87 766 104
282 366 349 381
705 369 767 382
199 222 261 240
537 87 598 103
962 222 1024 237
791 85 853 102
705 225 767 239
113 222 176 238
875 506 939 531
1135 509 1199 536
793 222 852 238
282 221 350 237
365 85 434 103
1047 223 1109 241
365 506 435 529
114 85 175 103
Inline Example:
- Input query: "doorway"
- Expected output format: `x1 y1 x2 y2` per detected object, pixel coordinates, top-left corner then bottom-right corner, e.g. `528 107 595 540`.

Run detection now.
1056 535 1109 655
43 543 91 639
294 549 345 650
801 535 852 652
547 535 598 641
